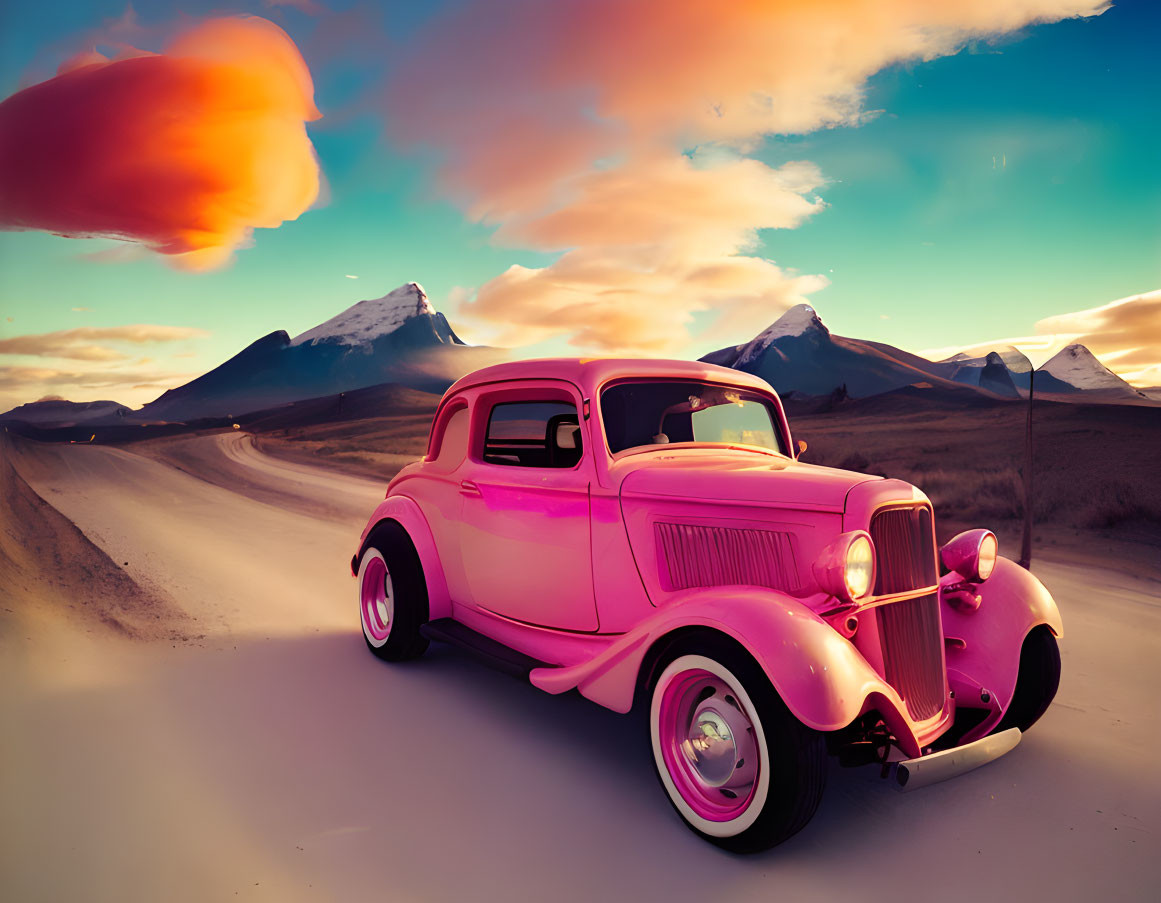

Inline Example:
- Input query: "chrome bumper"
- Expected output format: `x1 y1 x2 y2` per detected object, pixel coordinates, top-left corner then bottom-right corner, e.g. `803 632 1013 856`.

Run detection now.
892 728 1021 792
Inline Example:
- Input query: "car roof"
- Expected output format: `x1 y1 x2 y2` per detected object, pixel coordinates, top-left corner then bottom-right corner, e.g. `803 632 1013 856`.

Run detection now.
444 357 777 399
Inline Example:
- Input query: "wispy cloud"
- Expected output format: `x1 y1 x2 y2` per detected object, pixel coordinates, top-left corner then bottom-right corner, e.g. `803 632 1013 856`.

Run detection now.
0 364 196 391
0 325 209 361
390 0 1106 353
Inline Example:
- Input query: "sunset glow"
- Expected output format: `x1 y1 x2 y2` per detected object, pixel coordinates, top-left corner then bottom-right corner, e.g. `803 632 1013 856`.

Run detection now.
0 0 1156 410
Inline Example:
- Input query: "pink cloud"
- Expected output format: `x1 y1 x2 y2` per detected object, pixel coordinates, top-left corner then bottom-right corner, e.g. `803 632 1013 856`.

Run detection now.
389 0 1107 353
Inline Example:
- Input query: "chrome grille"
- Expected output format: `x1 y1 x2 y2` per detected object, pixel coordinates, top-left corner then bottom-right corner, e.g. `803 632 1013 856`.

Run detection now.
877 592 946 720
655 522 800 593
869 506 936 594
869 505 945 721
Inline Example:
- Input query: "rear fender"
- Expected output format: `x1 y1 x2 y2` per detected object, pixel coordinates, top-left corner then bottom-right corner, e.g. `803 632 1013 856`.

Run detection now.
531 587 897 736
357 496 451 620
941 556 1062 738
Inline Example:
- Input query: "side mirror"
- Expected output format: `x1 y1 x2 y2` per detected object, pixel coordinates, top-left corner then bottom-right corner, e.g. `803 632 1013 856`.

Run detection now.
555 422 579 450
796 439 808 459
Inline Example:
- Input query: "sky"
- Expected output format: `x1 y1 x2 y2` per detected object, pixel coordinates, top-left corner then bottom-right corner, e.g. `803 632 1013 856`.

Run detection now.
0 0 1158 411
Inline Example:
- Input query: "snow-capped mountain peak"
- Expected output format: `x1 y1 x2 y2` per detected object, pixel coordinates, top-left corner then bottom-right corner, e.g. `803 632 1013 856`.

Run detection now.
290 282 435 347
736 304 827 365
1040 343 1139 393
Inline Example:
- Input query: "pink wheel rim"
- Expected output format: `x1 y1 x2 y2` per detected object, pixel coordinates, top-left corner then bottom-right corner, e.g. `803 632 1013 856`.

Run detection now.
656 667 760 821
360 554 391 642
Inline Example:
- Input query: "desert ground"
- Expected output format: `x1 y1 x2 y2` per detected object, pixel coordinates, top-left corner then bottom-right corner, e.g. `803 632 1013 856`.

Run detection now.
2 426 1159 902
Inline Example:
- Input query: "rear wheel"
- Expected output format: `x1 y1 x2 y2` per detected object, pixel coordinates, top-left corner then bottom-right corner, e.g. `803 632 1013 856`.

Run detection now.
648 635 826 853
357 521 429 661
994 625 1060 734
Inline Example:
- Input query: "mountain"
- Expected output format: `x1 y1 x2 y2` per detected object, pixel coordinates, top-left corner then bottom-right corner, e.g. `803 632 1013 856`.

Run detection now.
0 398 131 426
933 352 1077 394
705 305 1150 405
1040 344 1147 398
290 282 446 347
135 282 492 423
701 304 993 399
977 351 1020 398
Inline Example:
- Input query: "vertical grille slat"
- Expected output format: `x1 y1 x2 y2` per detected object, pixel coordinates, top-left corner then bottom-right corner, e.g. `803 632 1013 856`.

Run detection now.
869 505 945 722
877 593 946 720
655 522 799 593
870 507 936 594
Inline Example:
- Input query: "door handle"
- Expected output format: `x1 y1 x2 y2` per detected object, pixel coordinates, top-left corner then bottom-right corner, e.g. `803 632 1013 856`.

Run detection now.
459 480 482 497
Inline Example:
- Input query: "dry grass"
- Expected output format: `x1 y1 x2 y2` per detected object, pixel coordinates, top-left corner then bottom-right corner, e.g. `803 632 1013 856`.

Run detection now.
252 412 434 481
792 396 1161 549
256 392 1161 571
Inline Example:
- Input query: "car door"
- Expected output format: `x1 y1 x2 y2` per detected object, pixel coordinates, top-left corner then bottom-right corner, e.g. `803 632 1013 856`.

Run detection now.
457 386 598 631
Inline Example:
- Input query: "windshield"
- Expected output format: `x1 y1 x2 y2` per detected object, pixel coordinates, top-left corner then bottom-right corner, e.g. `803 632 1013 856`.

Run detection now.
601 380 787 456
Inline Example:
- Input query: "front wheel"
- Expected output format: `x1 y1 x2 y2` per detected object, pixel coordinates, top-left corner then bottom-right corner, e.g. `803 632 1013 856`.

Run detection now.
357 521 429 661
994 625 1060 734
648 636 826 853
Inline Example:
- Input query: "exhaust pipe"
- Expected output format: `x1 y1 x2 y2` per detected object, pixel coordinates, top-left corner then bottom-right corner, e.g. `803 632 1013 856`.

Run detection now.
892 728 1021 792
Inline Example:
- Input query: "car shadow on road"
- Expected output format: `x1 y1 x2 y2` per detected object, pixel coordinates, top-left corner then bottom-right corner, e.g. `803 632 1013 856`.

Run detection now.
6 628 1090 901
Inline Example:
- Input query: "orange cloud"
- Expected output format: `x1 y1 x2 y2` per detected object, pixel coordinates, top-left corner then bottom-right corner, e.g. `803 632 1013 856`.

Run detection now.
462 154 829 350
921 290 1161 386
492 156 825 253
390 0 1106 352
0 16 320 270
1035 290 1161 385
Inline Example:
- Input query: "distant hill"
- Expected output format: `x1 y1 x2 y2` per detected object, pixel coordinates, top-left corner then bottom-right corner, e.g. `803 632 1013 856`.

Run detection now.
0 398 131 426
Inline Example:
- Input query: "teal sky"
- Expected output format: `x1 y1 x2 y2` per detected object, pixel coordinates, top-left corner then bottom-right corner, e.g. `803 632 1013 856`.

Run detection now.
748 4 1160 357
1 1 1158 409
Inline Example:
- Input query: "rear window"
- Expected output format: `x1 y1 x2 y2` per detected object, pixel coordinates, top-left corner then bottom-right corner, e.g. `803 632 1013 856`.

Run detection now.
484 401 582 468
601 381 786 456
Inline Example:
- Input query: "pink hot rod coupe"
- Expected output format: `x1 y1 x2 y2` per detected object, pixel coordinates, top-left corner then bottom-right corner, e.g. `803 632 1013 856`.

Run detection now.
352 358 1062 852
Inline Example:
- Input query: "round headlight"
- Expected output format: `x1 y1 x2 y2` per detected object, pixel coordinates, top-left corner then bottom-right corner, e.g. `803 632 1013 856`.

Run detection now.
844 534 875 600
976 532 998 580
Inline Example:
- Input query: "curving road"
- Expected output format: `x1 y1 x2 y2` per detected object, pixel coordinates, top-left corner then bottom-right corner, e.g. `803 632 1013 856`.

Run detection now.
1 432 1158 901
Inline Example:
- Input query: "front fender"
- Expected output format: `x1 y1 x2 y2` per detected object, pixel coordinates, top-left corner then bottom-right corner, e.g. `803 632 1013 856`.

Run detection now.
531 587 902 737
941 556 1062 736
357 495 451 620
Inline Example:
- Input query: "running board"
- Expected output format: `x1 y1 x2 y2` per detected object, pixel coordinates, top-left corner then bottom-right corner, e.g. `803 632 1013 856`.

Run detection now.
420 618 552 679
892 728 1021 791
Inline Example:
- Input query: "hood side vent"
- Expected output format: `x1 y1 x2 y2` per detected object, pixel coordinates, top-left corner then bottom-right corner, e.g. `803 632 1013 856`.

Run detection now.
655 522 800 593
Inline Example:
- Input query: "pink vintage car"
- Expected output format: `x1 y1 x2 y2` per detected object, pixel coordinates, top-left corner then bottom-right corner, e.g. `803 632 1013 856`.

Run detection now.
352 358 1062 851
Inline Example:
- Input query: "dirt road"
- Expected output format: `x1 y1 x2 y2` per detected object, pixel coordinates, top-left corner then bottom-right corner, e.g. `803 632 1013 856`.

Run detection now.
2 432 1158 901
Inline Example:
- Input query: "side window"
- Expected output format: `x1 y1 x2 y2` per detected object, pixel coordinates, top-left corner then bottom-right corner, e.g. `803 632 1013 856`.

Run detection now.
484 401 582 468
430 405 469 471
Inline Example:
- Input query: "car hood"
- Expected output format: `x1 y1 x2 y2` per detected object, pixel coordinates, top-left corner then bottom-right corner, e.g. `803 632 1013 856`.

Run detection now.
614 450 880 512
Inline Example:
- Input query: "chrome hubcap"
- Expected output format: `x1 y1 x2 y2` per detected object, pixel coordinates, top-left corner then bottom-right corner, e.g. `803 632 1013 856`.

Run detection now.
680 684 758 793
360 554 394 643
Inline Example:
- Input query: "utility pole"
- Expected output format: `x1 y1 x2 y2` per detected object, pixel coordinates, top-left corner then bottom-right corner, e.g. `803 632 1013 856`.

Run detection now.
1019 367 1034 570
